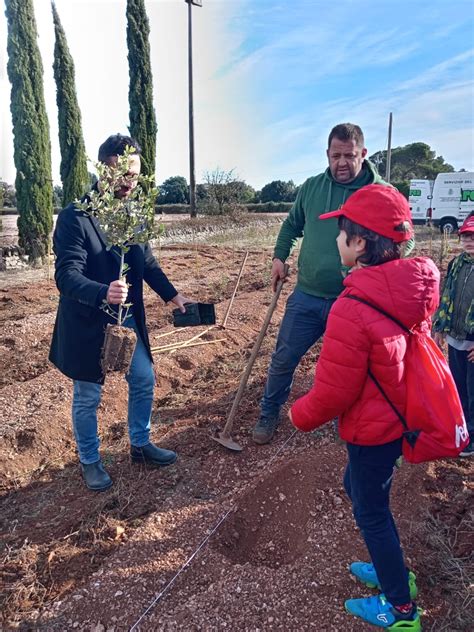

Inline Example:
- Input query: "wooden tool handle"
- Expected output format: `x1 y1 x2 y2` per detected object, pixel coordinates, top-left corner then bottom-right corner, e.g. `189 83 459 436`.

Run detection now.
222 251 249 329
221 264 289 436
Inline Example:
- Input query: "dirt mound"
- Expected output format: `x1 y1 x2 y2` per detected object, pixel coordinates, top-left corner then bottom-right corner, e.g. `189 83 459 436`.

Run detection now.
218 455 344 568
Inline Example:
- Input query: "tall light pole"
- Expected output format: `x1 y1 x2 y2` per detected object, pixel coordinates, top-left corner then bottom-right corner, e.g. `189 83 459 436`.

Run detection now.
386 112 393 183
185 0 202 218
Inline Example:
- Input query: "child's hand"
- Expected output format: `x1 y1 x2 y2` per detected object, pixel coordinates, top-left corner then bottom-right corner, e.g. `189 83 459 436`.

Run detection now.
468 349 474 363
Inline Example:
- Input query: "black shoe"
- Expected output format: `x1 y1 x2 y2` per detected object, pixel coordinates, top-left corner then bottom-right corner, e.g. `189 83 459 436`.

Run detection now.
130 442 177 466
81 460 113 491
252 416 280 445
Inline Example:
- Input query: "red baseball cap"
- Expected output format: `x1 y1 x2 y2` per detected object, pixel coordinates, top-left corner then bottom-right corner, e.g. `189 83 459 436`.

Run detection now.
459 215 474 234
319 184 414 243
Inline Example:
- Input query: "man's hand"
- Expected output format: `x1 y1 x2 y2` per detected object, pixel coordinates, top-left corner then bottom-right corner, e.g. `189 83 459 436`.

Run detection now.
288 409 293 423
271 258 288 292
433 332 446 348
170 293 192 314
468 348 474 363
107 279 128 305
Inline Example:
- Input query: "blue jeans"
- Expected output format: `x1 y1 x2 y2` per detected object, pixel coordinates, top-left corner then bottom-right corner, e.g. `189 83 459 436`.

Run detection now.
260 288 335 419
72 316 155 464
344 439 411 606
448 344 474 439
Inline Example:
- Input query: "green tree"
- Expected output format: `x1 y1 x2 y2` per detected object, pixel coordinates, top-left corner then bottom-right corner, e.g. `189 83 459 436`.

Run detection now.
76 148 159 327
51 2 88 206
126 0 157 178
233 181 256 203
53 185 63 208
370 142 454 181
157 176 189 204
203 168 248 215
0 182 16 208
5 0 53 263
392 181 410 199
88 171 98 188
260 179 297 203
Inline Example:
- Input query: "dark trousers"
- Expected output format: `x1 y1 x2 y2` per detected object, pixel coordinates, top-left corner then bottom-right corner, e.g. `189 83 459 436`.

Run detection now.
260 288 335 419
448 345 474 439
344 439 411 606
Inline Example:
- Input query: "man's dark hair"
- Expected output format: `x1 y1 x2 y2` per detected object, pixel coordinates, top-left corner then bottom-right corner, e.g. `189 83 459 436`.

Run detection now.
98 134 142 163
328 123 364 149
338 216 402 266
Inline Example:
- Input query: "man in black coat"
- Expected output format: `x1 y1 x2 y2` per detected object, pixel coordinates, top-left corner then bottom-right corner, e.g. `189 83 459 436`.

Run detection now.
49 134 190 491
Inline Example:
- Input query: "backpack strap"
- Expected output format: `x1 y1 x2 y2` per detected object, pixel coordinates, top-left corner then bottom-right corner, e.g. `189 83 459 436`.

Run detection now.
344 294 412 333
344 294 420 446
366 367 410 433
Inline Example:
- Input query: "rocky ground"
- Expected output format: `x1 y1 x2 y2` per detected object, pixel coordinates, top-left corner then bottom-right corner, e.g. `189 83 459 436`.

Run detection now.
0 221 472 631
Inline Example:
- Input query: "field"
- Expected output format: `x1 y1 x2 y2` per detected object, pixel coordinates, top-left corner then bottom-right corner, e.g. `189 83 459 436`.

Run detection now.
0 217 472 631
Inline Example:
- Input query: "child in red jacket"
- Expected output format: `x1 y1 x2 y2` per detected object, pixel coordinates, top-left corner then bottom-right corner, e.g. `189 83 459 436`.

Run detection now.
290 185 440 631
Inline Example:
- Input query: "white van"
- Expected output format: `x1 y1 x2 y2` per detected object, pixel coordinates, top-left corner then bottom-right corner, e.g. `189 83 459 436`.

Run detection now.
409 179 433 224
429 172 474 232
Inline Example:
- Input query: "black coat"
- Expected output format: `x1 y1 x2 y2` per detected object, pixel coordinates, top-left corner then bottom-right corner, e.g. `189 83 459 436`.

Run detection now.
49 203 177 383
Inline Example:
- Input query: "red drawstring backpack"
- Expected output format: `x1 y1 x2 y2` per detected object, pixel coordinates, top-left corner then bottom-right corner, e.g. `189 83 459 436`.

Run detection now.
347 296 470 463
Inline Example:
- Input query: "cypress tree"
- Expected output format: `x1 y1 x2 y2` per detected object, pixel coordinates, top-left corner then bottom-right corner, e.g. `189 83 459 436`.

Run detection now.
5 0 53 263
51 2 88 207
126 0 157 178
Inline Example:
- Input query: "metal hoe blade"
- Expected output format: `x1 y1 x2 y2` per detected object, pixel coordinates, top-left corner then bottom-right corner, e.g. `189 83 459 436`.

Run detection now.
212 432 243 452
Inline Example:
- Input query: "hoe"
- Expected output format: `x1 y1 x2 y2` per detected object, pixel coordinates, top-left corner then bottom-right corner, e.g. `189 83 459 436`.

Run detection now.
212 265 289 451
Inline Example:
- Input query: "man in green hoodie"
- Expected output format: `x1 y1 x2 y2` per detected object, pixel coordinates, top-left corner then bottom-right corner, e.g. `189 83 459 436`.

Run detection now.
253 123 388 444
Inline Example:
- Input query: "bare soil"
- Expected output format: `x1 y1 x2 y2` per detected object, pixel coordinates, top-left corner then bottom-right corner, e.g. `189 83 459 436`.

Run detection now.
0 230 472 631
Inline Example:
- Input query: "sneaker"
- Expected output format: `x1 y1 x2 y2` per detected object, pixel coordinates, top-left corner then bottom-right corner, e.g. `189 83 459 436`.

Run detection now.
252 416 280 444
130 442 177 466
81 460 113 492
345 594 421 630
460 441 474 457
350 562 418 600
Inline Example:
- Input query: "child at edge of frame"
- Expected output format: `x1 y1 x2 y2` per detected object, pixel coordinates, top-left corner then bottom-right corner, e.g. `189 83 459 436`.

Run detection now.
433 212 474 457
289 184 440 631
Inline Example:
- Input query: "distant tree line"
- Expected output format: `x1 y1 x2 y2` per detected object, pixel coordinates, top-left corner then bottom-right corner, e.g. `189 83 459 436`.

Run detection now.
154 142 459 214
2 141 465 220
155 172 299 212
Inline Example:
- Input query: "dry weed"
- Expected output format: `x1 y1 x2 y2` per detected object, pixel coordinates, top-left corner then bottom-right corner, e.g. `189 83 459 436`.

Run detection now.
425 510 473 631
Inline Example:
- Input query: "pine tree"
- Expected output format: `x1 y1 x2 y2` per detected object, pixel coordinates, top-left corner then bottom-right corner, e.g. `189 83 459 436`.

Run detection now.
52 2 88 207
5 0 53 263
126 0 157 179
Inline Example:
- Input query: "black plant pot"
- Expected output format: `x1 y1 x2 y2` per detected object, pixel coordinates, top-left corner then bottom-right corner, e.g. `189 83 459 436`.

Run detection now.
173 302 216 327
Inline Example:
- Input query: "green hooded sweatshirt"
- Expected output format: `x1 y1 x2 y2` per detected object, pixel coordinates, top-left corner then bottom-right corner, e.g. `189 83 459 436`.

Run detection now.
273 161 388 298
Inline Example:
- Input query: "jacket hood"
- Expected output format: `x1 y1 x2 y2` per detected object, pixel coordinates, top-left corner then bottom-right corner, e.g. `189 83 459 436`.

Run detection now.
343 257 440 330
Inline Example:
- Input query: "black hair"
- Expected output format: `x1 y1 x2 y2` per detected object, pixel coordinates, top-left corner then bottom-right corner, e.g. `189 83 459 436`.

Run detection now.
98 134 142 163
338 216 402 266
328 123 364 149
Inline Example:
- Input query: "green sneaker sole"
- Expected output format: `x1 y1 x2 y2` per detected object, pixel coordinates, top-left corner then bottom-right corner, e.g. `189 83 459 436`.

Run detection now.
387 609 422 631
344 604 422 631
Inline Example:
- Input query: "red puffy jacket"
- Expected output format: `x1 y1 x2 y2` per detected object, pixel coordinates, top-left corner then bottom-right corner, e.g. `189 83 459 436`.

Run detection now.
290 256 440 445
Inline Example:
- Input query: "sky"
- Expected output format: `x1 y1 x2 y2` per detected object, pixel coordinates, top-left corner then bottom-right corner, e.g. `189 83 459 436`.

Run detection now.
0 0 473 190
